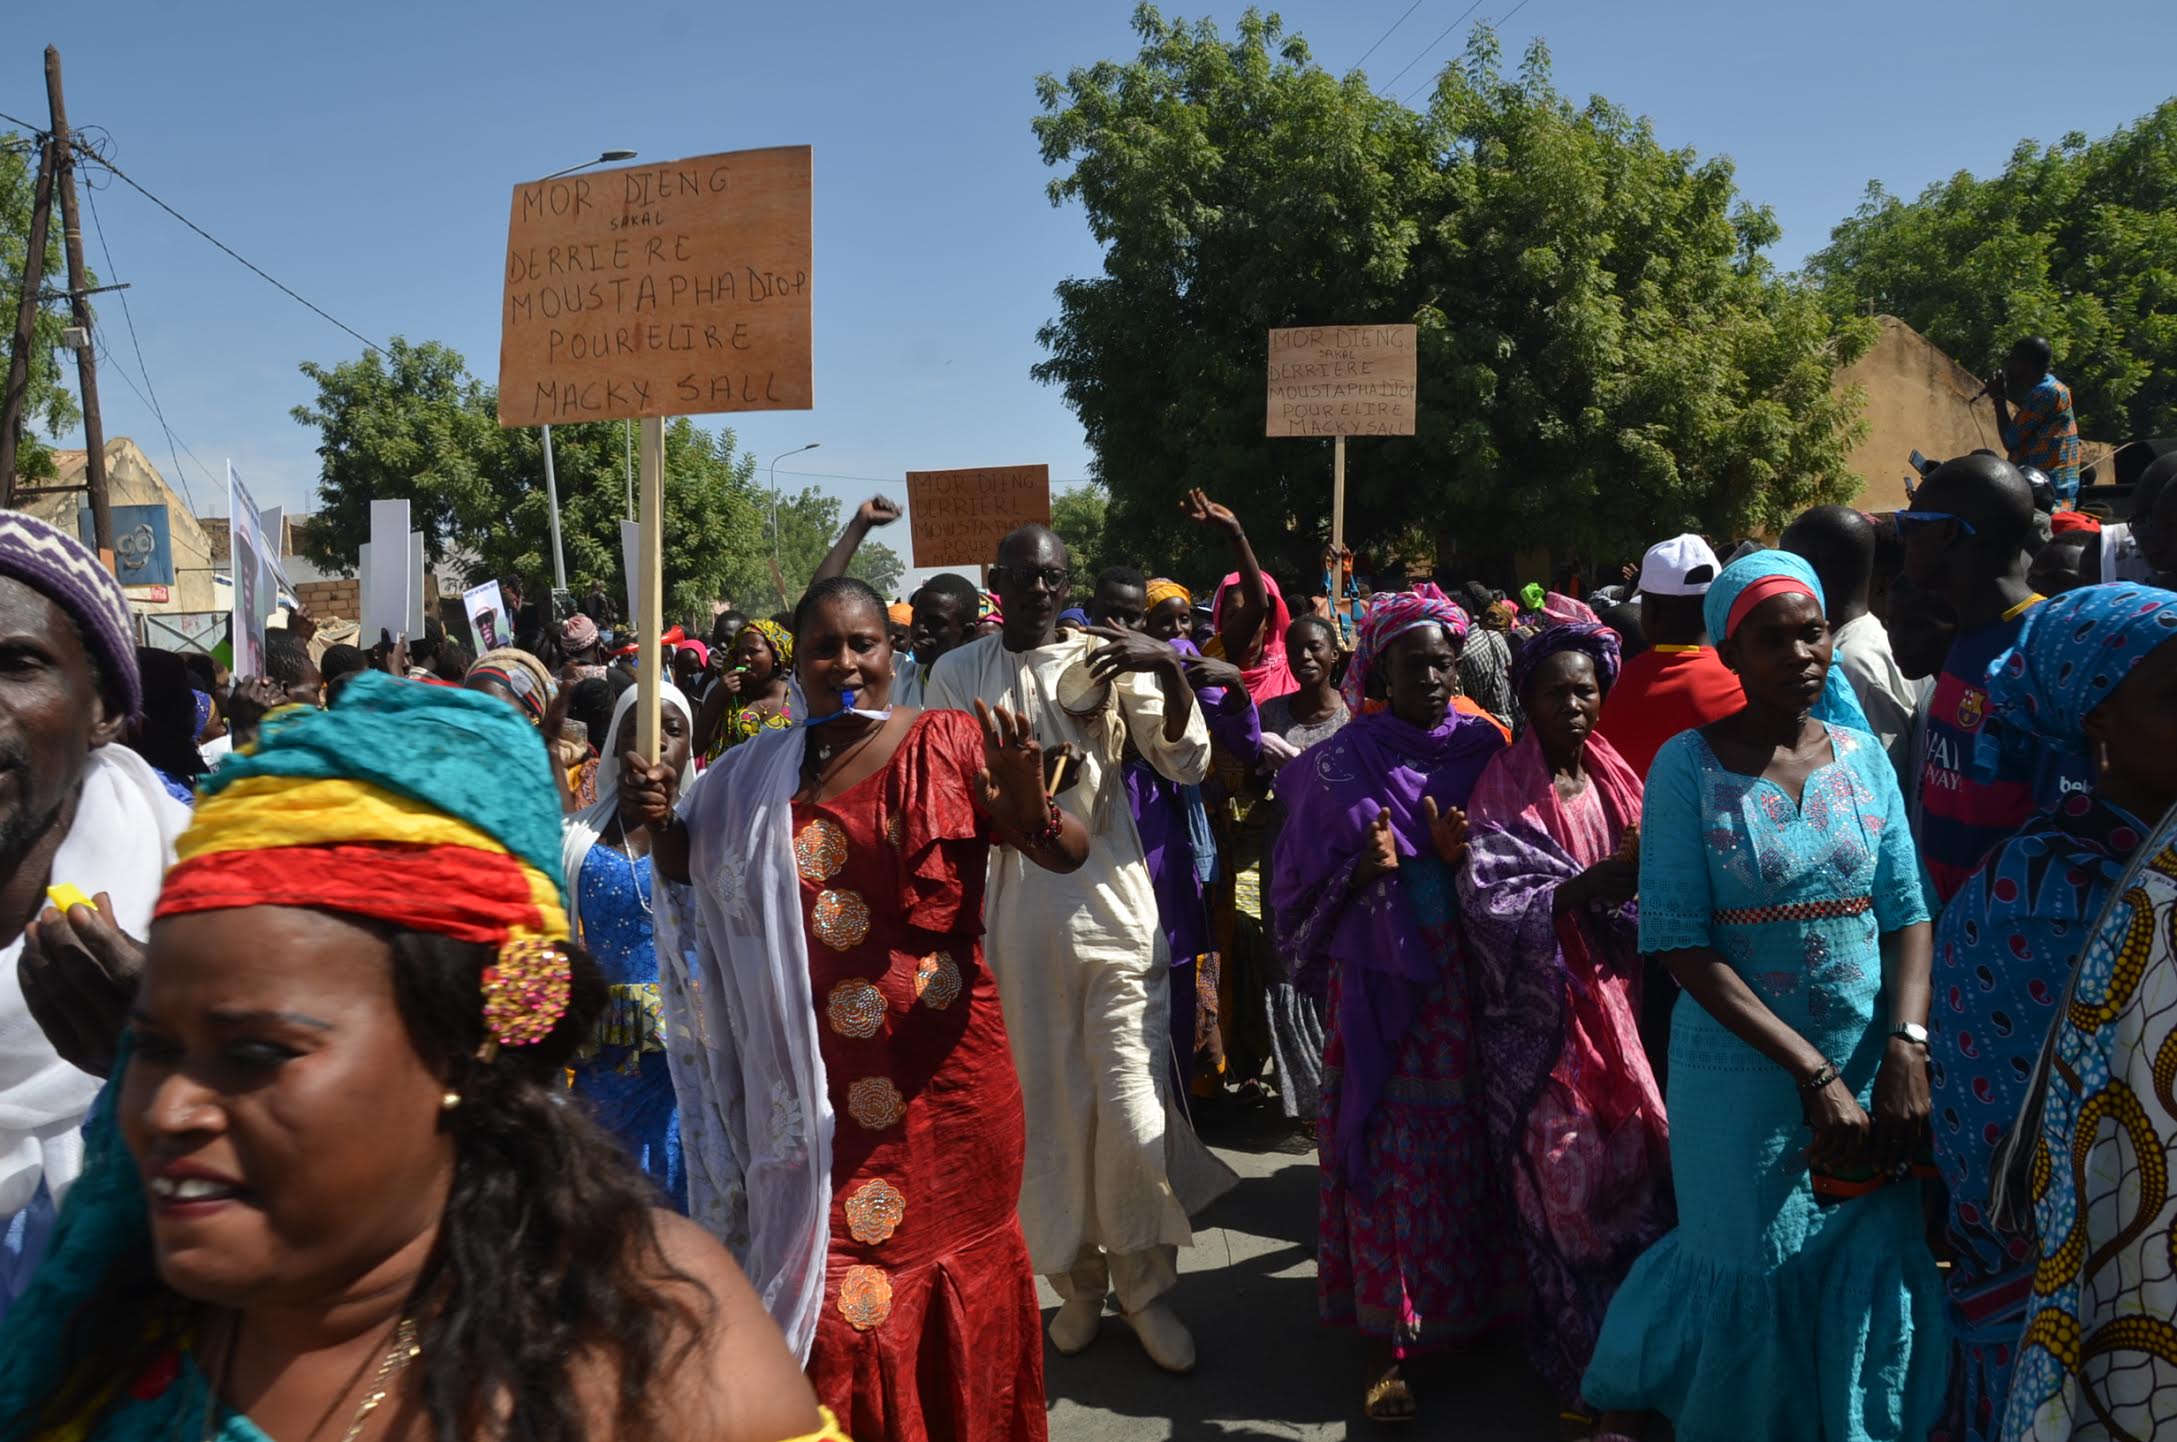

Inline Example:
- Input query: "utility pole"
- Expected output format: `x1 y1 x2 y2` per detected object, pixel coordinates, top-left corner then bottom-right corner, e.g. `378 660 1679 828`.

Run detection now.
46 45 113 552
0 136 55 504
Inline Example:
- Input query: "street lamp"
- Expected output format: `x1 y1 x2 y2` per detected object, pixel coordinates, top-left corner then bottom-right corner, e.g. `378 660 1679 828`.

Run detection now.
540 149 637 182
536 149 638 593
769 443 821 572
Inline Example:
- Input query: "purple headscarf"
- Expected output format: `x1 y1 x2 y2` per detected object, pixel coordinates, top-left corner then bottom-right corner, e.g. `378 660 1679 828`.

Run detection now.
1270 703 1506 1186
1508 595 1623 699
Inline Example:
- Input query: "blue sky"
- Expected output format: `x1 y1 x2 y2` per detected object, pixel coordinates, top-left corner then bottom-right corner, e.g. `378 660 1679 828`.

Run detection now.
22 0 2176 592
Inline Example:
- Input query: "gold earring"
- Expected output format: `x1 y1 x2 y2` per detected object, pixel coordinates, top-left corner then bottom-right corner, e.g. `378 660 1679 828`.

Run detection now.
440 1091 462 1112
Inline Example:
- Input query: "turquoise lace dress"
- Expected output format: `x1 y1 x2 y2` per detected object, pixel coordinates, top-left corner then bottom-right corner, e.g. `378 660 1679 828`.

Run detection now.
1582 725 1949 1442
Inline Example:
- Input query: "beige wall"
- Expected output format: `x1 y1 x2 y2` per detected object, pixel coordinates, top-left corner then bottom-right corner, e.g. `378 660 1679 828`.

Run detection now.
1831 316 2002 513
18 438 225 613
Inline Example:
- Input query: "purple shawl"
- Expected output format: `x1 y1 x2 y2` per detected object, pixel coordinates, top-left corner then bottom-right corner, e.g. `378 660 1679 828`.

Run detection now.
1269 706 1506 1186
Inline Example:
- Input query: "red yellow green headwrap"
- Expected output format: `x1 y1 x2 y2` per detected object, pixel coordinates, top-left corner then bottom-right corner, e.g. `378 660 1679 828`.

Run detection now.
155 671 573 1049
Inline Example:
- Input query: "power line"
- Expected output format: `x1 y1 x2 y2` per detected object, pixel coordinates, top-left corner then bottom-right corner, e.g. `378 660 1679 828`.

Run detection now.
776 467 1098 488
1381 0 1485 93
72 143 388 359
81 176 199 512
1398 0 1538 104
1354 0 1427 68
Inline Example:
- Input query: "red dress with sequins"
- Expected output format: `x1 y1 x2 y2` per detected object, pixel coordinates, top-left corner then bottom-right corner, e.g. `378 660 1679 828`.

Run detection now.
791 710 1046 1442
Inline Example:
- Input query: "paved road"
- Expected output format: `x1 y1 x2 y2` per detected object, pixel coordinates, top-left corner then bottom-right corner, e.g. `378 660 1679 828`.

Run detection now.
1040 1106 1563 1442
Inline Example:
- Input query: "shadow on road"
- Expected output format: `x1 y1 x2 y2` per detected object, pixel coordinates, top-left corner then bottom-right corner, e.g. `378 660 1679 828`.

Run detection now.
1040 1105 1563 1441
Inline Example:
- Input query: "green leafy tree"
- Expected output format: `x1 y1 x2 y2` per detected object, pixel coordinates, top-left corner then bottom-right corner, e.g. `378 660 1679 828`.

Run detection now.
0 132 86 481
1809 101 2177 442
1032 8 1872 585
720 486 904 611
293 337 767 622
1050 482 1109 582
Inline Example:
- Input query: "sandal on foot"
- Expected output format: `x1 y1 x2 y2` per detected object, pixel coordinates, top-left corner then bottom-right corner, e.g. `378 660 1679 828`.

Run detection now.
1363 1367 1415 1424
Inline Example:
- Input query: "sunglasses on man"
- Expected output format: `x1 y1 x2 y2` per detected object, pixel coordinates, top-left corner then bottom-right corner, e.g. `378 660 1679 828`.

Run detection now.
993 564 1072 592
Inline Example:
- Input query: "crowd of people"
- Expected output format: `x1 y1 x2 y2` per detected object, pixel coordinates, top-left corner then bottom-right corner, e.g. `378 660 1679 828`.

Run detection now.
0 401 2174 1442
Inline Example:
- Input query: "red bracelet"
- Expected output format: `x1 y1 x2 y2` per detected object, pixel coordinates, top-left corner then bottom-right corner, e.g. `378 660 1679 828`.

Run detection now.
1023 795 1065 851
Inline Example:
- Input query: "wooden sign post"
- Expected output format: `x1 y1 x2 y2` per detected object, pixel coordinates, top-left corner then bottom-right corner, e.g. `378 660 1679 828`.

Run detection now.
1265 324 1418 551
498 146 813 762
903 465 1052 569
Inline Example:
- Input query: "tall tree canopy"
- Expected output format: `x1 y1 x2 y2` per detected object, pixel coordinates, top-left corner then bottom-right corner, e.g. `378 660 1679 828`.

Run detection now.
294 338 768 623
1050 482 1110 584
1033 7 1872 585
1 133 86 481
1810 100 2177 443
726 485 905 612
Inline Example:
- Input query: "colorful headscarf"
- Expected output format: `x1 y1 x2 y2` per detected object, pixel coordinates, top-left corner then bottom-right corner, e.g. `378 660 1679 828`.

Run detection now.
741 617 794 672
1520 582 1546 612
467 647 554 724
1058 606 1091 630
1146 578 1192 612
977 591 998 621
886 602 914 627
156 670 570 954
1342 583 1470 712
191 688 214 740
1508 595 1622 698
1703 550 1872 733
676 638 710 670
1986 582 2177 747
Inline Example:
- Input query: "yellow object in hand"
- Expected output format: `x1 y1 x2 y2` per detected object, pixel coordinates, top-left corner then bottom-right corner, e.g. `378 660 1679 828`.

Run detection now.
44 883 94 914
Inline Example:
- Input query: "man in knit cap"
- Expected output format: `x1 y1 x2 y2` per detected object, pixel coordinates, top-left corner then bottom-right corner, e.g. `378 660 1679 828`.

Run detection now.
0 512 190 1312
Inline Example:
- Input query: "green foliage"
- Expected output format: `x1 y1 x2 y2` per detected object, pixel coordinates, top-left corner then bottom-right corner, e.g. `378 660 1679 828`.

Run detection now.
1809 101 2177 442
721 486 906 614
293 337 766 622
1050 482 1110 582
1032 8 1873 584
0 133 86 481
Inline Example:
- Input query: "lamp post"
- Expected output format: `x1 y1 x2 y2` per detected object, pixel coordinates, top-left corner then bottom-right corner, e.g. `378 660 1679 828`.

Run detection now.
768 442 821 572
537 149 638 592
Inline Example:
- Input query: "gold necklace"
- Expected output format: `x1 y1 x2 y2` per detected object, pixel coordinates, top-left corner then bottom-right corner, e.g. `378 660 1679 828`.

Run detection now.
198 1316 420 1442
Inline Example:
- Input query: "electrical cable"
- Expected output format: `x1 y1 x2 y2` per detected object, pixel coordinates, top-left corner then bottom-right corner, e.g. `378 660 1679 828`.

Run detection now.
1380 0 1485 92
82 176 200 511
72 142 387 359
1354 0 1428 69
1396 0 1539 105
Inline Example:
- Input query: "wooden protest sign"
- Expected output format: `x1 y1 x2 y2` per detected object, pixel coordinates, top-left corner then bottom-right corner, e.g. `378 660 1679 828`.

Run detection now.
1266 323 1417 551
497 146 814 763
498 147 813 426
1265 325 1417 438
904 465 1051 569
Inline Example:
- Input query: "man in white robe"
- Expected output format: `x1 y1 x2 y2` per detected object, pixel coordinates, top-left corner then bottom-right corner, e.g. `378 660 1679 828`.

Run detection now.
0 513 190 1313
927 523 1235 1373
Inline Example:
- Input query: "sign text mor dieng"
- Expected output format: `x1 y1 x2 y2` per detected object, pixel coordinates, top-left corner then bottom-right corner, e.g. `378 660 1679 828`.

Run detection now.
1264 324 1416 438
498 146 813 425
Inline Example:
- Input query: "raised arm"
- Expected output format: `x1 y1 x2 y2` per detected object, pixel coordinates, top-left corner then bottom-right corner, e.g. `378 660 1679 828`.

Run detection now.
810 495 903 588
1183 488 1268 661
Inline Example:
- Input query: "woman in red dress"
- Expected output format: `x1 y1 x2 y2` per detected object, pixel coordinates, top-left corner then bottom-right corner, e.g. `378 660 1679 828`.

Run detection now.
637 576 1087 1442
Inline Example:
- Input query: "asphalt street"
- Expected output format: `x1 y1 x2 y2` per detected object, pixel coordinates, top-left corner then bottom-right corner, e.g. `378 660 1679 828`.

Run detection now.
1039 1106 1564 1442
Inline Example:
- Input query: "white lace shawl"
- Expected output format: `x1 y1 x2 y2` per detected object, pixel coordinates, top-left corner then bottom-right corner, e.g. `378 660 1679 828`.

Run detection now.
653 721 834 1362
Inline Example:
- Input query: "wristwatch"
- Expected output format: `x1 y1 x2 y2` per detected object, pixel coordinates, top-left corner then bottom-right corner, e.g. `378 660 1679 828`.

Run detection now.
1890 1022 1930 1047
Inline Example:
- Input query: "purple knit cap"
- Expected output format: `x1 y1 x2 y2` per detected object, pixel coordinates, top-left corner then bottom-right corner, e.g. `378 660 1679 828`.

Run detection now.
0 511 142 718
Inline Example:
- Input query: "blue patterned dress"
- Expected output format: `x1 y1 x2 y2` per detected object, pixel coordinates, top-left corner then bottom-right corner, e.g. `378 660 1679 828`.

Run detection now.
573 841 686 1210
1583 725 1948 1442
1930 793 2150 1442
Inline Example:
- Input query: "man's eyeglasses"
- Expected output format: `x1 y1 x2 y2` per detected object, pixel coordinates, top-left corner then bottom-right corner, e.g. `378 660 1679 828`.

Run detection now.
1896 510 1978 536
995 564 1071 593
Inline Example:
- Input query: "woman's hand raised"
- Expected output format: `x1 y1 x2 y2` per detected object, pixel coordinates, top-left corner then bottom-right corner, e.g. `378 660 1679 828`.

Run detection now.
973 699 1051 838
1422 796 1469 865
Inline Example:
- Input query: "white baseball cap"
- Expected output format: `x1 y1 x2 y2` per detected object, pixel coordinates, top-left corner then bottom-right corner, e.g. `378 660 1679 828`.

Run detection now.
1639 534 1721 596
